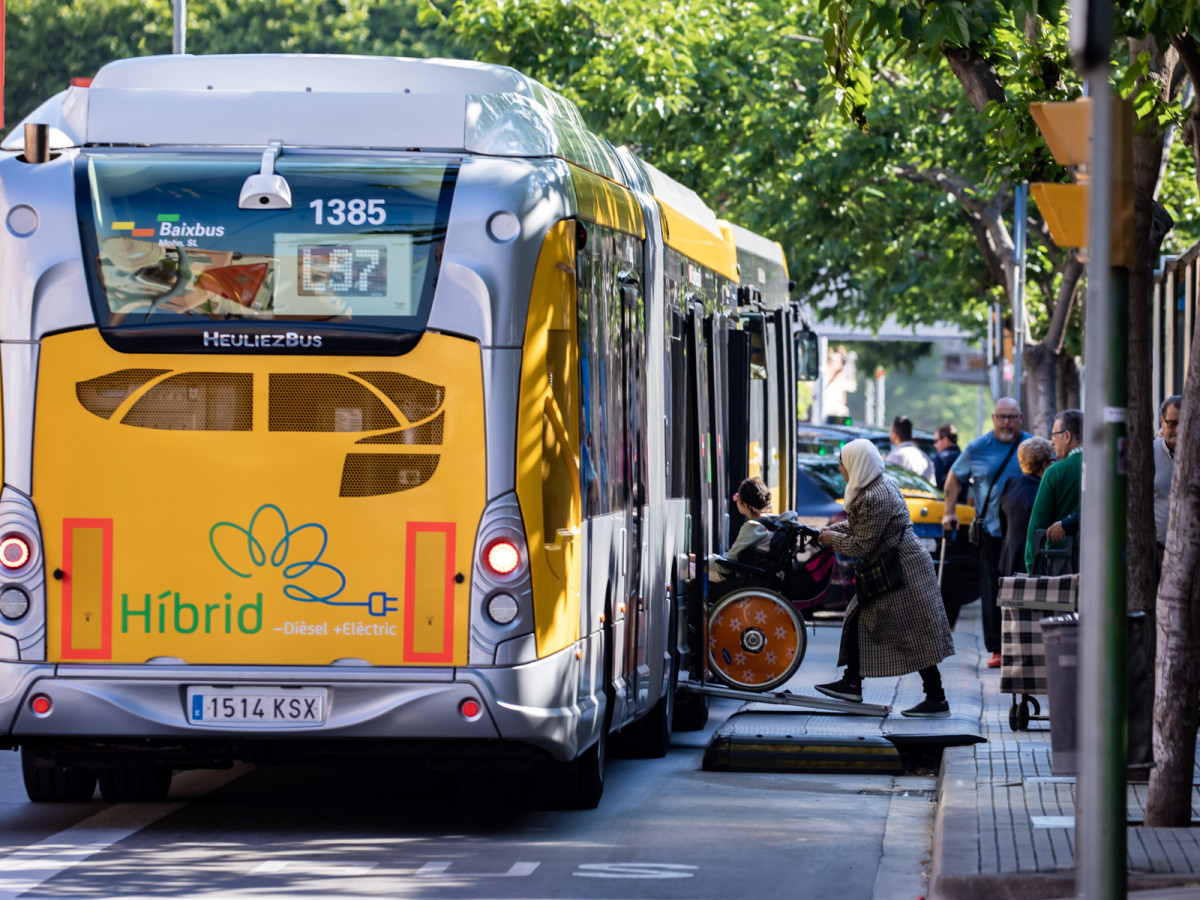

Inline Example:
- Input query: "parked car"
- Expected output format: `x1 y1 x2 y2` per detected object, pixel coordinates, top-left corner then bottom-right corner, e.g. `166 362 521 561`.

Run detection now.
794 453 980 613
797 423 938 460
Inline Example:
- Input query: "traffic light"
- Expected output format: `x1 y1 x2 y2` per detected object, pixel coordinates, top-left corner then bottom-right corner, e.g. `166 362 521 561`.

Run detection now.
1029 97 1134 266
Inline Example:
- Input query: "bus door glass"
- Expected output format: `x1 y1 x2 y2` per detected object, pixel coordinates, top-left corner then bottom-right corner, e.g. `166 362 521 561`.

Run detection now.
724 325 752 541
619 270 648 704
704 314 731 553
771 308 795 511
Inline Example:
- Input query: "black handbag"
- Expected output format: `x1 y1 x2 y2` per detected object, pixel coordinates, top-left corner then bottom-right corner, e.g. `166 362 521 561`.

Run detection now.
967 439 1021 546
856 546 904 601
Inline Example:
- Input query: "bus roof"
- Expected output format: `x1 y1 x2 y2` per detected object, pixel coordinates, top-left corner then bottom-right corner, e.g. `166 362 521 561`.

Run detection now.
725 221 790 307
2 54 624 180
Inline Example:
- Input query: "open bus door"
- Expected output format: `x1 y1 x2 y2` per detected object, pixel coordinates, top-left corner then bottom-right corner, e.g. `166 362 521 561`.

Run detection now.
724 325 752 542
771 307 797 512
673 299 712 731
619 277 649 719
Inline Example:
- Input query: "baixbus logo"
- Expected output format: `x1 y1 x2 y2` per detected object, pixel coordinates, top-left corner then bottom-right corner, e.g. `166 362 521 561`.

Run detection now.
110 213 226 239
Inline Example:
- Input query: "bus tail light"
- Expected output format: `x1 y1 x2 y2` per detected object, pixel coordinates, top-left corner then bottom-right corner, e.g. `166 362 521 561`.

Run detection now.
485 540 520 576
0 535 31 570
30 694 51 716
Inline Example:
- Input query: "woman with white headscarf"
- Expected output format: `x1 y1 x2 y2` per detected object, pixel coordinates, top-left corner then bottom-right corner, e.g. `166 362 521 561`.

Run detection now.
815 439 956 717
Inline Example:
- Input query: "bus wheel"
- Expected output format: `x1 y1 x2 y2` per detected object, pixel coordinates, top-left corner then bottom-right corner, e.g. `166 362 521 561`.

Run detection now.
626 690 672 759
552 730 605 810
21 747 97 802
672 688 709 731
98 767 173 802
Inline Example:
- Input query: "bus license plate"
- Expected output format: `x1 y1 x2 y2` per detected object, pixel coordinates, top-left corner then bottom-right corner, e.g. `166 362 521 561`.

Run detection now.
186 687 327 727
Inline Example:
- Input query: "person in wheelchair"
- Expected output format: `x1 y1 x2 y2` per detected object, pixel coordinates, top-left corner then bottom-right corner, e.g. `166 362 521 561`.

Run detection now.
708 477 798 602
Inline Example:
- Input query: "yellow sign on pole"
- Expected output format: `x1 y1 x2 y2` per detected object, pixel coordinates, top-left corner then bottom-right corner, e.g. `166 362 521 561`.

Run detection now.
1028 97 1134 267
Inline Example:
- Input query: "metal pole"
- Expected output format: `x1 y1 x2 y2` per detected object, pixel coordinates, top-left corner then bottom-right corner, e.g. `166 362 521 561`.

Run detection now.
173 0 186 54
1076 58 1128 900
1013 183 1028 403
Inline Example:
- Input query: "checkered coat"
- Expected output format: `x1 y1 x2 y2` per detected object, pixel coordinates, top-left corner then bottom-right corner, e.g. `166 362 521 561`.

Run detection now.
826 476 955 677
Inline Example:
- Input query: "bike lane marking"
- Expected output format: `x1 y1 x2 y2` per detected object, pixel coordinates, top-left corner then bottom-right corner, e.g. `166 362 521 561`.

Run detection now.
0 767 247 900
0 802 185 900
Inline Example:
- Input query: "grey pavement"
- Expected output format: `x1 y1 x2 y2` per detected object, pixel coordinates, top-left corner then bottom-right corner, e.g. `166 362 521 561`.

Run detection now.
930 602 1200 900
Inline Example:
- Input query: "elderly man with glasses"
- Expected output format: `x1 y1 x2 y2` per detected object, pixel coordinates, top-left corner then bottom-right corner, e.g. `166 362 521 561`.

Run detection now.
1024 409 1083 573
1154 395 1182 561
943 397 1032 668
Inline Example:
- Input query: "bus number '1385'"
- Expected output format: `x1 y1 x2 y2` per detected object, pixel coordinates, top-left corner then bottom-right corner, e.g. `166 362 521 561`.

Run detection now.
309 198 387 226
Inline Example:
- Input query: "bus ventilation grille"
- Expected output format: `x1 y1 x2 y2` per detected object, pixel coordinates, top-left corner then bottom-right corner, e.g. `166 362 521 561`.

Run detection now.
121 373 253 431
76 369 170 420
76 370 445 495
340 453 440 497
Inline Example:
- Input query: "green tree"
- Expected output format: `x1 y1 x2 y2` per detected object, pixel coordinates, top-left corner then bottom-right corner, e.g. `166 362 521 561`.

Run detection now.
3 0 459 129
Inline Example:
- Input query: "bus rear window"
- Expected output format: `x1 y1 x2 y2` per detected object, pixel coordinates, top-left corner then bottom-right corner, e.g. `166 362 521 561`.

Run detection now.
76 152 456 342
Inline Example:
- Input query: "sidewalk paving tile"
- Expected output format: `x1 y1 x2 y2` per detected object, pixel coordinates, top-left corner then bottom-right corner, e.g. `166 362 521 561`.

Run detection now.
930 602 1200 899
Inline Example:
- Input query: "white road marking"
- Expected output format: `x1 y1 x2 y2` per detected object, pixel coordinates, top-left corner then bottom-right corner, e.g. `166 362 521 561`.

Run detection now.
249 860 377 876
573 862 698 878
0 802 185 900
0 765 249 900
415 861 540 876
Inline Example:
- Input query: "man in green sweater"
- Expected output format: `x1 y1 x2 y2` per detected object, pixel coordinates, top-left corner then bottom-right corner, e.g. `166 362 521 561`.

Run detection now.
1025 408 1083 572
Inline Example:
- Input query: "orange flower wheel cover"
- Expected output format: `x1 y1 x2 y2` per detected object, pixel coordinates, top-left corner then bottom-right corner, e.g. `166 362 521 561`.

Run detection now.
707 589 805 691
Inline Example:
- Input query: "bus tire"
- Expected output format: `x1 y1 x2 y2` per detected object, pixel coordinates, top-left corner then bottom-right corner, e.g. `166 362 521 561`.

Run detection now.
97 767 173 802
551 729 606 810
672 688 709 731
626 690 672 758
21 747 97 802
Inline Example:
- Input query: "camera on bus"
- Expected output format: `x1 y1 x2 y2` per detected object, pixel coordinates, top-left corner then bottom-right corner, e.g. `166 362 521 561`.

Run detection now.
238 173 292 210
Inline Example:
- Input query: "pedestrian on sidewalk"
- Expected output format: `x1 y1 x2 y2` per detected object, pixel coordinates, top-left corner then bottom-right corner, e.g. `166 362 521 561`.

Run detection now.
998 437 1053 576
814 439 956 717
1024 409 1083 574
1153 394 1182 573
943 397 1031 670
885 415 935 483
932 423 961 490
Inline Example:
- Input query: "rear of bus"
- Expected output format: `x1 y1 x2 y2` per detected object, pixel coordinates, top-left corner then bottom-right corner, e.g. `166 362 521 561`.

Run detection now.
0 55 609 801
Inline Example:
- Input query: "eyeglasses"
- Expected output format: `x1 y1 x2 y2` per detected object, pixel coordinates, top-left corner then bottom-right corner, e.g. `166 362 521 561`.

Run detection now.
1051 430 1067 437
1162 418 1180 430
993 414 1021 421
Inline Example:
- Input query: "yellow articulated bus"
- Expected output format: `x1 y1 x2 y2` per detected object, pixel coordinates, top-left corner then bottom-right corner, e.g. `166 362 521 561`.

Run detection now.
0 54 813 808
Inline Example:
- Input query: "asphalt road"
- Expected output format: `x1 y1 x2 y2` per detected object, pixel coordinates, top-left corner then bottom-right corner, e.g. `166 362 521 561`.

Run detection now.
0 699 935 899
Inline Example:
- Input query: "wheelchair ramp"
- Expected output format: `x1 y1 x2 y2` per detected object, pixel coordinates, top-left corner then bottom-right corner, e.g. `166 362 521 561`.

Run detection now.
702 623 985 774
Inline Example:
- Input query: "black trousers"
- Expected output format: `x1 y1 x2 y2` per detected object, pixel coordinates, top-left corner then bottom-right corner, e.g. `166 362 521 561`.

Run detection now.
842 607 945 702
979 532 1004 654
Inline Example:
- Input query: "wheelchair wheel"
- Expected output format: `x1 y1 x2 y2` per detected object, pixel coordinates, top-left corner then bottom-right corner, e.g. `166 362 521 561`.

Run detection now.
707 588 806 691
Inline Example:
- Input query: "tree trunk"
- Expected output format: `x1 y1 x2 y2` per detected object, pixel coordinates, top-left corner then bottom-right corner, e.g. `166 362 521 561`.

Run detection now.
1127 35 1177 681
1023 343 1056 436
1144 303 1200 826
1127 198 1174 673
1146 32 1200 827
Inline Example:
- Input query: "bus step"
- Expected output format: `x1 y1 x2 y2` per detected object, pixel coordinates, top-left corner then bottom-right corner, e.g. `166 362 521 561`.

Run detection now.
683 681 890 717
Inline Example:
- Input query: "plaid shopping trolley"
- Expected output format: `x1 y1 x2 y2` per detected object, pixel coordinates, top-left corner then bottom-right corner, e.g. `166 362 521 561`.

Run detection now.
998 572 1079 730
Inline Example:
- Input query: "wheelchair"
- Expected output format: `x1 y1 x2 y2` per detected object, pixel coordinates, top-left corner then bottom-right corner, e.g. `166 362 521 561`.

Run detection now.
706 520 839 692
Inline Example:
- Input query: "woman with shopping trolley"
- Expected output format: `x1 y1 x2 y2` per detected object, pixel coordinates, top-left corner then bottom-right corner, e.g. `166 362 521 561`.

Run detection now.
814 439 957 717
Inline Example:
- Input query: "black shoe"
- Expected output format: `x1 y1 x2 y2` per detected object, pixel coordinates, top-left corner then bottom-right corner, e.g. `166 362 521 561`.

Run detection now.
901 697 950 718
815 678 863 703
